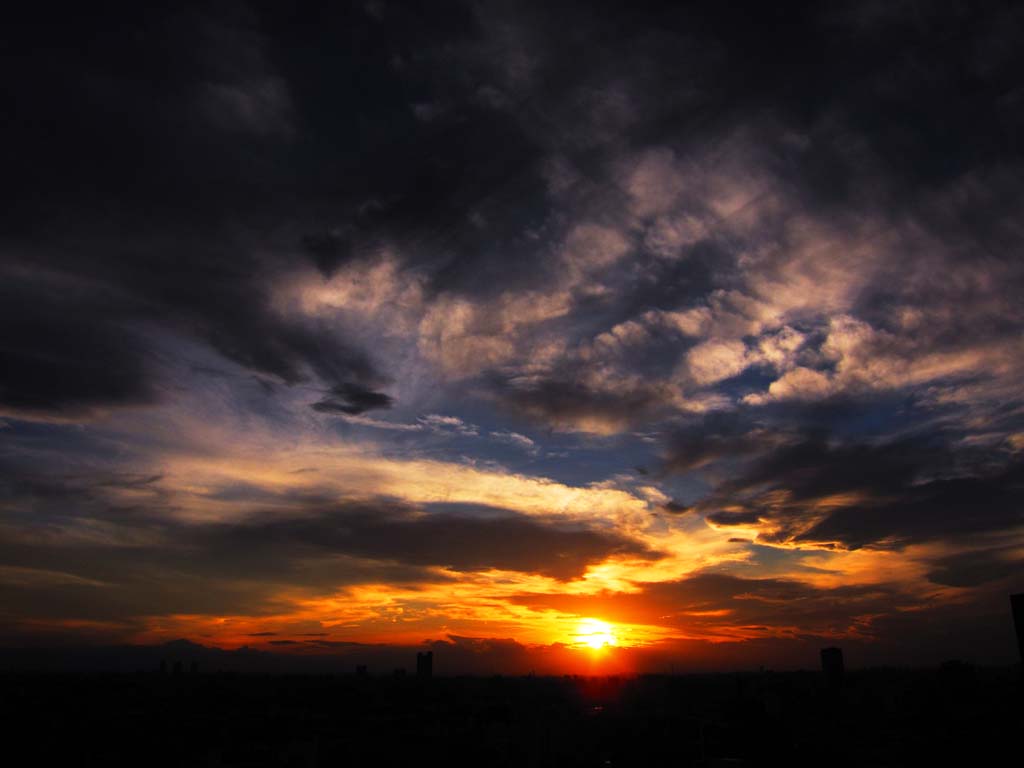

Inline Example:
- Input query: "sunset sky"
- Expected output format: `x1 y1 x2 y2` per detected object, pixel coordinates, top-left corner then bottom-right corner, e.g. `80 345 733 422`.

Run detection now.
2 1 1023 673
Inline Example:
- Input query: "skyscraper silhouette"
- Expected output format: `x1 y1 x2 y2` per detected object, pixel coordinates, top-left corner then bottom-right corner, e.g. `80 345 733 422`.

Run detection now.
417 651 433 678
820 647 844 690
1011 593 1024 665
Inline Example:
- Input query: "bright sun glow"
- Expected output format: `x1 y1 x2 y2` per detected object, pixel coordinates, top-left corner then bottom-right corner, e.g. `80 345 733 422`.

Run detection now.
575 618 618 649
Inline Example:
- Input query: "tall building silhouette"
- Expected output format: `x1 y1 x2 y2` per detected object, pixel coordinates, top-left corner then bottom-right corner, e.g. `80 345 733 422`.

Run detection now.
417 651 433 678
1012 593 1024 664
820 647 844 689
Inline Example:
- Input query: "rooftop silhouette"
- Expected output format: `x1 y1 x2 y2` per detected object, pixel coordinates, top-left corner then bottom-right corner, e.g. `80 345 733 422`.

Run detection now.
1011 593 1024 665
417 650 433 679
2 660 1020 767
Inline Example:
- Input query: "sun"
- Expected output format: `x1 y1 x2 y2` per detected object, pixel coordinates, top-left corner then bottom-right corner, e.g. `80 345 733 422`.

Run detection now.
575 618 618 650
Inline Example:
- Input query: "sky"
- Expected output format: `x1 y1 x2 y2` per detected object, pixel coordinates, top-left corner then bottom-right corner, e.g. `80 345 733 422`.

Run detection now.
2 1 1023 673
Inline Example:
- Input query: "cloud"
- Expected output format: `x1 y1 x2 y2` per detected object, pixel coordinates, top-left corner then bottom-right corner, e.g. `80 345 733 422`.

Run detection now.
619 147 687 219
0 473 660 633
418 414 480 436
330 414 423 432
689 433 1024 551
685 340 750 387
0 270 155 420
190 503 659 582
561 223 632 274
491 430 537 452
1 6 392 421
311 383 394 415
924 545 1024 588
490 377 666 434
661 413 778 473
3 1 1024 664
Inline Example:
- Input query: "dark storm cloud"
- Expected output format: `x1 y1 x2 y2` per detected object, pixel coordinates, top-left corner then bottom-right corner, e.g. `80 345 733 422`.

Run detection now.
1 231 388 419
687 431 1024 551
659 398 1024 553
660 501 693 515
1 5 387 417
4 1 1022 422
300 231 353 278
0 2 549 418
0 271 154 418
258 1 551 297
192 504 657 581
729 435 933 504
310 383 394 415
661 413 777 473
705 510 761 527
797 460 1024 550
0 453 173 515
924 546 1024 589
490 377 665 434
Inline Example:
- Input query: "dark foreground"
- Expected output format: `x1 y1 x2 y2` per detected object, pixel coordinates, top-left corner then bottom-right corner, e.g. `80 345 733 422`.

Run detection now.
2 666 1021 767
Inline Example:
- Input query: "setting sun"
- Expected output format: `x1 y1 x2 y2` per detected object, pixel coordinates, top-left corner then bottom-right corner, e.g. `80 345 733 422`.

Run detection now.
575 618 618 650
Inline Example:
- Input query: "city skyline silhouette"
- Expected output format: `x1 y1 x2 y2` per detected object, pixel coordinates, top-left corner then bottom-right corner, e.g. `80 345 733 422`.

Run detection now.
3 2 1024 762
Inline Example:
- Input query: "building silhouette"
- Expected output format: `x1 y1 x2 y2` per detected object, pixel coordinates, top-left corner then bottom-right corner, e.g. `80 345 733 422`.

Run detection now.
820 647 844 689
417 651 433 678
1012 593 1024 664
